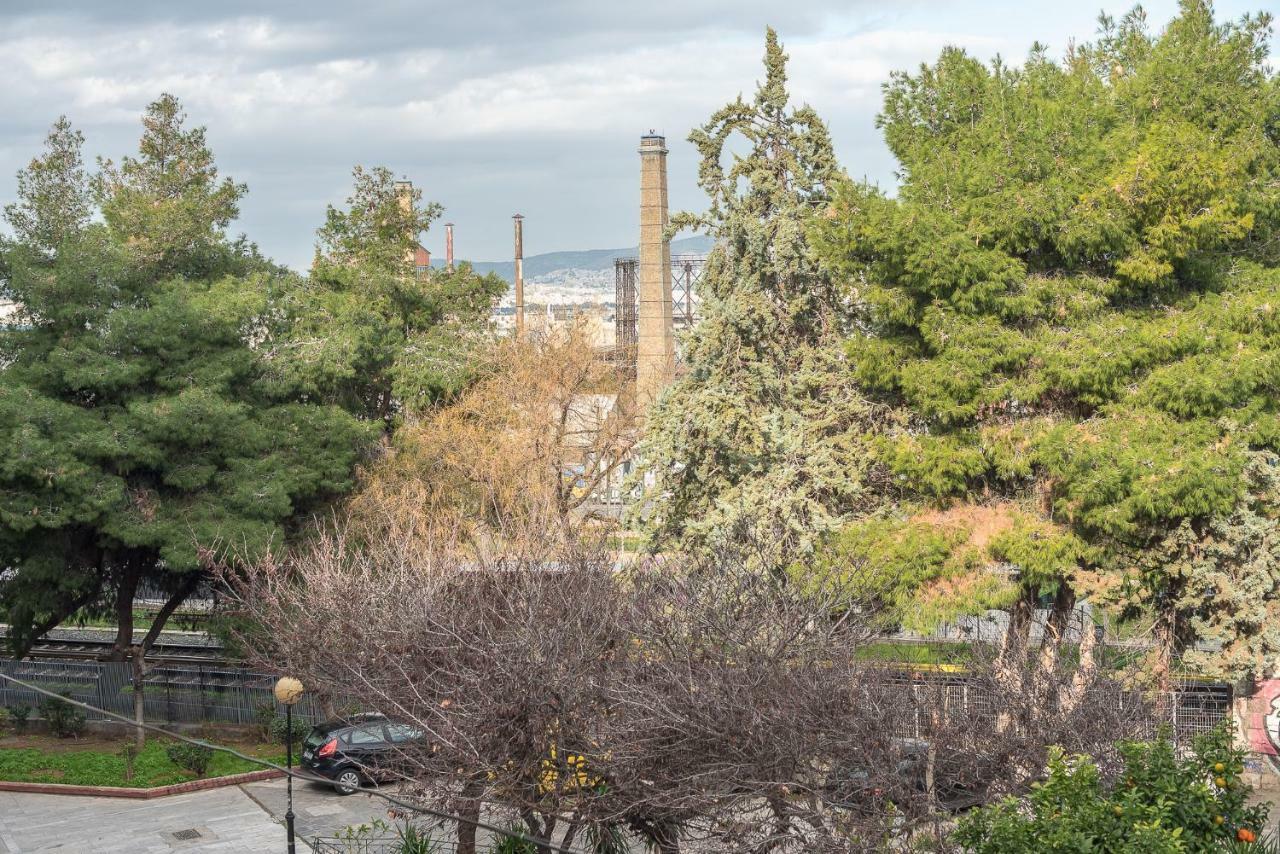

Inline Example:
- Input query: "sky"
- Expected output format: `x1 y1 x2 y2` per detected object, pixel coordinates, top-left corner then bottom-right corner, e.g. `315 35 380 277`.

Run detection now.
0 0 1271 270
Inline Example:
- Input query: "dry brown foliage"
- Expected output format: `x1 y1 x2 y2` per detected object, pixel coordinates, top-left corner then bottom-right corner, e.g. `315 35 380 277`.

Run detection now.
349 322 635 555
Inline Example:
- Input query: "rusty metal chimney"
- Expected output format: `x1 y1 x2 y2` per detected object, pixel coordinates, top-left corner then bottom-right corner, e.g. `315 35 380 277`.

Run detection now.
445 222 455 270
513 214 525 338
636 133 674 407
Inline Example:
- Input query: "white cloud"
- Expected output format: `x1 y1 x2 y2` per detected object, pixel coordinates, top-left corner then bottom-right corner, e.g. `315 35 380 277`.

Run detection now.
1 0 1257 267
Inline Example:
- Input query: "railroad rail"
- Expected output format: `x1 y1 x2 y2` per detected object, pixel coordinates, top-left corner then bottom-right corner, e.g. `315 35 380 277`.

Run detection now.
18 638 231 666
1 628 231 666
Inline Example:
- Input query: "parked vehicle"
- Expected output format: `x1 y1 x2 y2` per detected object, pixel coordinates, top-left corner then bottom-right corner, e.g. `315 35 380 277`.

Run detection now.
299 713 425 795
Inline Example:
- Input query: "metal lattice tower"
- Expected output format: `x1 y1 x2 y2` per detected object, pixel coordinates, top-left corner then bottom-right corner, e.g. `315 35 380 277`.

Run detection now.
671 253 705 330
614 258 638 379
615 254 705 378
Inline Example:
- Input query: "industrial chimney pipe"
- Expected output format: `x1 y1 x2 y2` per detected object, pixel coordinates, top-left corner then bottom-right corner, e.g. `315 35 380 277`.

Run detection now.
445 222 455 270
513 214 525 338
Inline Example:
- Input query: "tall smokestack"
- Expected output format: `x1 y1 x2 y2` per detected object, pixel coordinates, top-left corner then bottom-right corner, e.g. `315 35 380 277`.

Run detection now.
636 133 674 407
394 179 416 270
445 222 455 270
513 214 525 338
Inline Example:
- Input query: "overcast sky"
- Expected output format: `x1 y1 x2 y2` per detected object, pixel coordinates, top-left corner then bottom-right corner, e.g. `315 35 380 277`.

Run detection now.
0 0 1268 270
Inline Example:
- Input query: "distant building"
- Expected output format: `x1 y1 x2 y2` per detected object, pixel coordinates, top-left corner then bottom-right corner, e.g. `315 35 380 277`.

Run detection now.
414 245 431 276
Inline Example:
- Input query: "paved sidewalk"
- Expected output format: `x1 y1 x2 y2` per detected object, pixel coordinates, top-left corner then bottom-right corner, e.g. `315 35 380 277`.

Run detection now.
0 785 286 853
243 777 400 842
0 778 391 853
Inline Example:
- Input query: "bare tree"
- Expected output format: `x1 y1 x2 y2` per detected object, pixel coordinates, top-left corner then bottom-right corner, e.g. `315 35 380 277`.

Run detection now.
225 517 1150 853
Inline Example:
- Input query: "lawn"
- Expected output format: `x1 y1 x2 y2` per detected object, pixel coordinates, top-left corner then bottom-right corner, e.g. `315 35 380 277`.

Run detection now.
0 733 284 788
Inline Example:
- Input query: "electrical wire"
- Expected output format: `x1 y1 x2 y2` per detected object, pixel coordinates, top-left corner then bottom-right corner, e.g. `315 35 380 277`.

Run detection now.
0 670 583 854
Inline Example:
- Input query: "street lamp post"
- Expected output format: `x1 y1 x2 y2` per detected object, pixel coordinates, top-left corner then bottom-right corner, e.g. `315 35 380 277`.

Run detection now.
274 676 305 854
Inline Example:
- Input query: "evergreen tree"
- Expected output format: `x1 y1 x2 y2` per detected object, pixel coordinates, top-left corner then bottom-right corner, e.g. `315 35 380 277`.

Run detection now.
0 98 368 685
637 30 874 569
812 2 1280 680
271 165 505 423
94 94 246 276
4 117 90 254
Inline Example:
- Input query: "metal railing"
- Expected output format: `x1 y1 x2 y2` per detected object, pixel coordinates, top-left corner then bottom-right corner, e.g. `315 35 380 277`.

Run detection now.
0 658 324 725
887 672 1230 744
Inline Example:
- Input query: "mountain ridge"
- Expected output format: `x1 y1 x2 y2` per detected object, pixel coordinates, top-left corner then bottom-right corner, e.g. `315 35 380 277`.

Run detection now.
450 235 714 283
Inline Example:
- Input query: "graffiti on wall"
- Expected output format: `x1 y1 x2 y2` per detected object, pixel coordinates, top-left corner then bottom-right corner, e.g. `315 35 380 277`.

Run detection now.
1246 678 1280 773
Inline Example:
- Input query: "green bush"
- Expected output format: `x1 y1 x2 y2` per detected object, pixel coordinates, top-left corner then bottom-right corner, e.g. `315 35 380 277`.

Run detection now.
253 701 275 741
269 713 309 747
393 821 441 854
164 742 213 777
487 829 537 854
954 726 1268 852
8 705 31 733
39 698 85 738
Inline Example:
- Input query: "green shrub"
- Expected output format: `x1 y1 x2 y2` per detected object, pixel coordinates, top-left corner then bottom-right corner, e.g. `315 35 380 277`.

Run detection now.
393 821 441 854
954 726 1267 852
253 701 275 741
39 698 85 738
585 822 628 854
269 713 309 747
8 705 31 733
164 742 213 777
487 829 537 854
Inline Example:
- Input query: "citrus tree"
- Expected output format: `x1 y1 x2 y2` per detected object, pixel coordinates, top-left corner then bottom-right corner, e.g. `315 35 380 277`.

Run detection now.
955 726 1267 852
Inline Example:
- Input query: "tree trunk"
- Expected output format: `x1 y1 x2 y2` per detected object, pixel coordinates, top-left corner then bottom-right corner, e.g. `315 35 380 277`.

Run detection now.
455 778 484 854
1033 582 1077 714
520 809 555 854
1063 611 1100 714
995 588 1036 733
130 649 146 749
110 562 141 661
129 573 201 748
1037 583 1076 676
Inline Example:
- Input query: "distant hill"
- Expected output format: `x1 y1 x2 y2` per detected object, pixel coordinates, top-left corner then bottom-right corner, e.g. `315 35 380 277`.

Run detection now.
454 235 715 283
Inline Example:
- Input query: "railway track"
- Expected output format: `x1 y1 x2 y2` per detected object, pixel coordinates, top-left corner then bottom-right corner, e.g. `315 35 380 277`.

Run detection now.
2 630 234 666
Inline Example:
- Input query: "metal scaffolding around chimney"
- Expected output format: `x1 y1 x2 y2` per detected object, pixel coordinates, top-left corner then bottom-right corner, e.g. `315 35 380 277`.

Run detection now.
614 257 639 379
671 253 705 330
615 254 706 378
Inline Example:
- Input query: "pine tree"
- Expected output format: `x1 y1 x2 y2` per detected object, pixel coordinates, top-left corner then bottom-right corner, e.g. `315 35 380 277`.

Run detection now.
272 165 505 423
812 2 1280 680
637 30 874 569
3 117 90 254
0 100 368 742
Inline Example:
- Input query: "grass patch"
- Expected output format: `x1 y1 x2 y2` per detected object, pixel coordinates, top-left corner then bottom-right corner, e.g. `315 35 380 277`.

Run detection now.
0 736 283 788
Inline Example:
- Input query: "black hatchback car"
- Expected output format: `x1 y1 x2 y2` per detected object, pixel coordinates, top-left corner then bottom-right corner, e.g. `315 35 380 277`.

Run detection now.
299 713 425 794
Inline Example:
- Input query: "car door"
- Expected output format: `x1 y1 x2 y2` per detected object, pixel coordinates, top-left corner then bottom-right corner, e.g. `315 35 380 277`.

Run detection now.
344 725 392 779
382 724 425 778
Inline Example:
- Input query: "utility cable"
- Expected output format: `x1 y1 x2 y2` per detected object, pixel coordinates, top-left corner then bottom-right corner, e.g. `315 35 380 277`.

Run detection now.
0 670 583 854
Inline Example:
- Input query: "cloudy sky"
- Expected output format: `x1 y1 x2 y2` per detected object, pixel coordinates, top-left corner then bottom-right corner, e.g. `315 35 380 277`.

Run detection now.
0 0 1267 270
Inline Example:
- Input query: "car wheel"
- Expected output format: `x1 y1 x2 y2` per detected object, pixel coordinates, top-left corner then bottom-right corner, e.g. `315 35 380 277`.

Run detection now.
333 769 362 796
